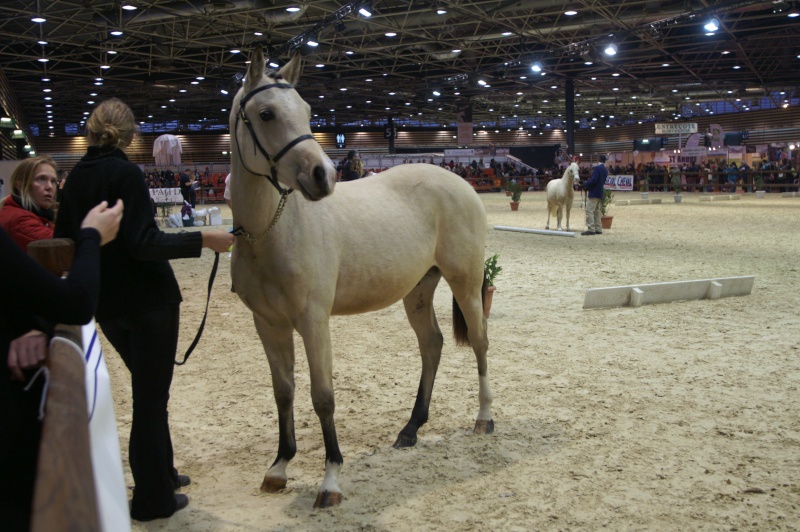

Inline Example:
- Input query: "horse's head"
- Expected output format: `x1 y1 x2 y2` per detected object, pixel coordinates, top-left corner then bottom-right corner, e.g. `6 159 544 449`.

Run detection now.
231 47 336 201
564 162 581 182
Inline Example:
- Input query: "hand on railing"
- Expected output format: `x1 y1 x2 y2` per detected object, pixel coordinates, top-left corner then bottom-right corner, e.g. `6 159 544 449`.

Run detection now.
7 330 48 381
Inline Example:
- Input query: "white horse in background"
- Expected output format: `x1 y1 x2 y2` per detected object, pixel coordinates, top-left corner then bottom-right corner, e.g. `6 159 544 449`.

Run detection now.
229 48 493 509
545 161 581 231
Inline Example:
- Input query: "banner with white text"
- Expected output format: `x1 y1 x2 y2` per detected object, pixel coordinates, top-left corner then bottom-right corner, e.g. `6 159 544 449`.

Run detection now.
605 174 633 191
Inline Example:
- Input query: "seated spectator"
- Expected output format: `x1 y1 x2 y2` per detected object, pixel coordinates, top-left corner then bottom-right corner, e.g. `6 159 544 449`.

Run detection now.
0 155 59 252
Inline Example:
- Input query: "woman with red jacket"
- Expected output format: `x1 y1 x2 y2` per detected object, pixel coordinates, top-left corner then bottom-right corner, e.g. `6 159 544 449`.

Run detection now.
0 155 59 252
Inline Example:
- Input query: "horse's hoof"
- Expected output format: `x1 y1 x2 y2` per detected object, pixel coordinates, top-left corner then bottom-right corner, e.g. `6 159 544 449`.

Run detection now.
260 476 287 493
473 419 495 435
313 490 343 508
392 433 417 448
392 432 417 449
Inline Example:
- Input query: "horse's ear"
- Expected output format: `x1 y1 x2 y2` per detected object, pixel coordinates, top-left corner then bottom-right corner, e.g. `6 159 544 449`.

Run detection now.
245 46 265 91
278 53 302 86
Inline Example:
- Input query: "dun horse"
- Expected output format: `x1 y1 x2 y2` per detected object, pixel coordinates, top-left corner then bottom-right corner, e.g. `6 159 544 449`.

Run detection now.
229 49 494 508
545 161 581 231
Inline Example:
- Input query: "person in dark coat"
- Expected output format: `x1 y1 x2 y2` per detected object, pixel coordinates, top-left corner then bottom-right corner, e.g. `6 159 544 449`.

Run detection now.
54 98 234 522
581 155 608 235
1 199 123 532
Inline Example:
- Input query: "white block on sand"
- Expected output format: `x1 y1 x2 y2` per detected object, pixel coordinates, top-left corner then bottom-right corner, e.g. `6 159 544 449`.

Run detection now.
494 226 577 237
583 276 754 309
616 199 661 205
699 195 741 201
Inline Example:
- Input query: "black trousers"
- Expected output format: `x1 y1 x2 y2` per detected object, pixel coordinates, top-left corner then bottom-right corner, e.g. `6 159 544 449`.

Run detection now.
100 303 181 519
0 367 44 531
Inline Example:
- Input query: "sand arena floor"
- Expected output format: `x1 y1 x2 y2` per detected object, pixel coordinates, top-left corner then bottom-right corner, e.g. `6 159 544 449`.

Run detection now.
106 190 800 531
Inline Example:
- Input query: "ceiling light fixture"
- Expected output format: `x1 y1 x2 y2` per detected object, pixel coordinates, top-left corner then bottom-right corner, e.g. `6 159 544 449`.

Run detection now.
306 34 319 47
604 43 617 56
703 18 719 32
359 2 373 17
531 61 543 72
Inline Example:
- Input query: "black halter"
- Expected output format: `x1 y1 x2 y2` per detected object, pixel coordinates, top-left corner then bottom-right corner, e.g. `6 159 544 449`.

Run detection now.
234 79 315 195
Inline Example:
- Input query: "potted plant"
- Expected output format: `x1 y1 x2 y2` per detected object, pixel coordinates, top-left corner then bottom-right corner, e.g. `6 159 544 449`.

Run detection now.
483 254 502 318
600 188 614 229
508 182 522 211
672 181 683 203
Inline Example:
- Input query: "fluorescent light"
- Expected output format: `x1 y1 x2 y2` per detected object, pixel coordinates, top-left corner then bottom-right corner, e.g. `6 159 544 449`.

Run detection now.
704 18 719 32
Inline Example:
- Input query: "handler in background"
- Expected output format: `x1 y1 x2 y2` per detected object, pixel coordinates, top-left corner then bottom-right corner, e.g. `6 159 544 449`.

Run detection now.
55 98 234 522
581 154 608 236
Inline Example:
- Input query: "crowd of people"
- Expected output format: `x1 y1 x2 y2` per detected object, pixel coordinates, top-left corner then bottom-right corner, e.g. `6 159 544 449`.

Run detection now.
634 160 798 193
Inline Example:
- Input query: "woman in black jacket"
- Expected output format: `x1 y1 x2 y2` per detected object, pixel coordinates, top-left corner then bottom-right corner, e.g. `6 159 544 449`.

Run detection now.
55 98 234 521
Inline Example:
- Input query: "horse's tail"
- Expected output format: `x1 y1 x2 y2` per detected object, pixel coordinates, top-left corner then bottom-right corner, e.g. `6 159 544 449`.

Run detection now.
452 277 487 347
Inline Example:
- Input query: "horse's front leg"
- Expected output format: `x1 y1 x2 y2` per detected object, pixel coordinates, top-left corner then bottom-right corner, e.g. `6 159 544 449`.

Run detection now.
565 201 572 231
252 315 297 493
545 202 552 230
296 313 343 508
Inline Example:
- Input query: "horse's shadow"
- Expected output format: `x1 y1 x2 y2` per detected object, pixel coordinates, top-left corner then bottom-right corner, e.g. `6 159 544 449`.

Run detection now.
276 417 568 521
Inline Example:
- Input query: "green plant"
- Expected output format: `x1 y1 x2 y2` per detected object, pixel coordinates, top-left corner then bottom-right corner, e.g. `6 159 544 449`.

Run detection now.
508 182 523 202
600 188 614 216
484 254 502 287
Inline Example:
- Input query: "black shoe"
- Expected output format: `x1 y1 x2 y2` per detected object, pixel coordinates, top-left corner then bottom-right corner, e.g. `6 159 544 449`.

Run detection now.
130 494 189 521
175 494 189 512
174 474 191 489
595 230 603 234
581 231 596 236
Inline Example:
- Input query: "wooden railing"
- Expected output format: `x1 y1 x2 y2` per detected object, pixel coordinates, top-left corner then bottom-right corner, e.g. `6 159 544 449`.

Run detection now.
27 239 99 532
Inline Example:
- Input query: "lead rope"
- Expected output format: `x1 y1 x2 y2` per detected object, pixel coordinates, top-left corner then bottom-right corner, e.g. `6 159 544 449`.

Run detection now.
175 250 220 366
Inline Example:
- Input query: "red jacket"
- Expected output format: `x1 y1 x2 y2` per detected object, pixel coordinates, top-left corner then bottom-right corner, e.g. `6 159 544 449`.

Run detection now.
0 195 54 252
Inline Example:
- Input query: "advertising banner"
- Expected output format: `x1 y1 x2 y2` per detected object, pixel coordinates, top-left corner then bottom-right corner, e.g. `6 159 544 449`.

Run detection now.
149 188 183 204
457 105 473 145
605 174 634 191
655 123 697 135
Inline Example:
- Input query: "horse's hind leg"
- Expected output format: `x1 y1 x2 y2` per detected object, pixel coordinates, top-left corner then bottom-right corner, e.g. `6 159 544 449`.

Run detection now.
449 276 494 435
545 201 553 229
252 315 297 493
395 268 444 448
556 205 564 231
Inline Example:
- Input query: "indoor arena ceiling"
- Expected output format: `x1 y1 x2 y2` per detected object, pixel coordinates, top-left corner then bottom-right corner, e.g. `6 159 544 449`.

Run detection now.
1 0 799 138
